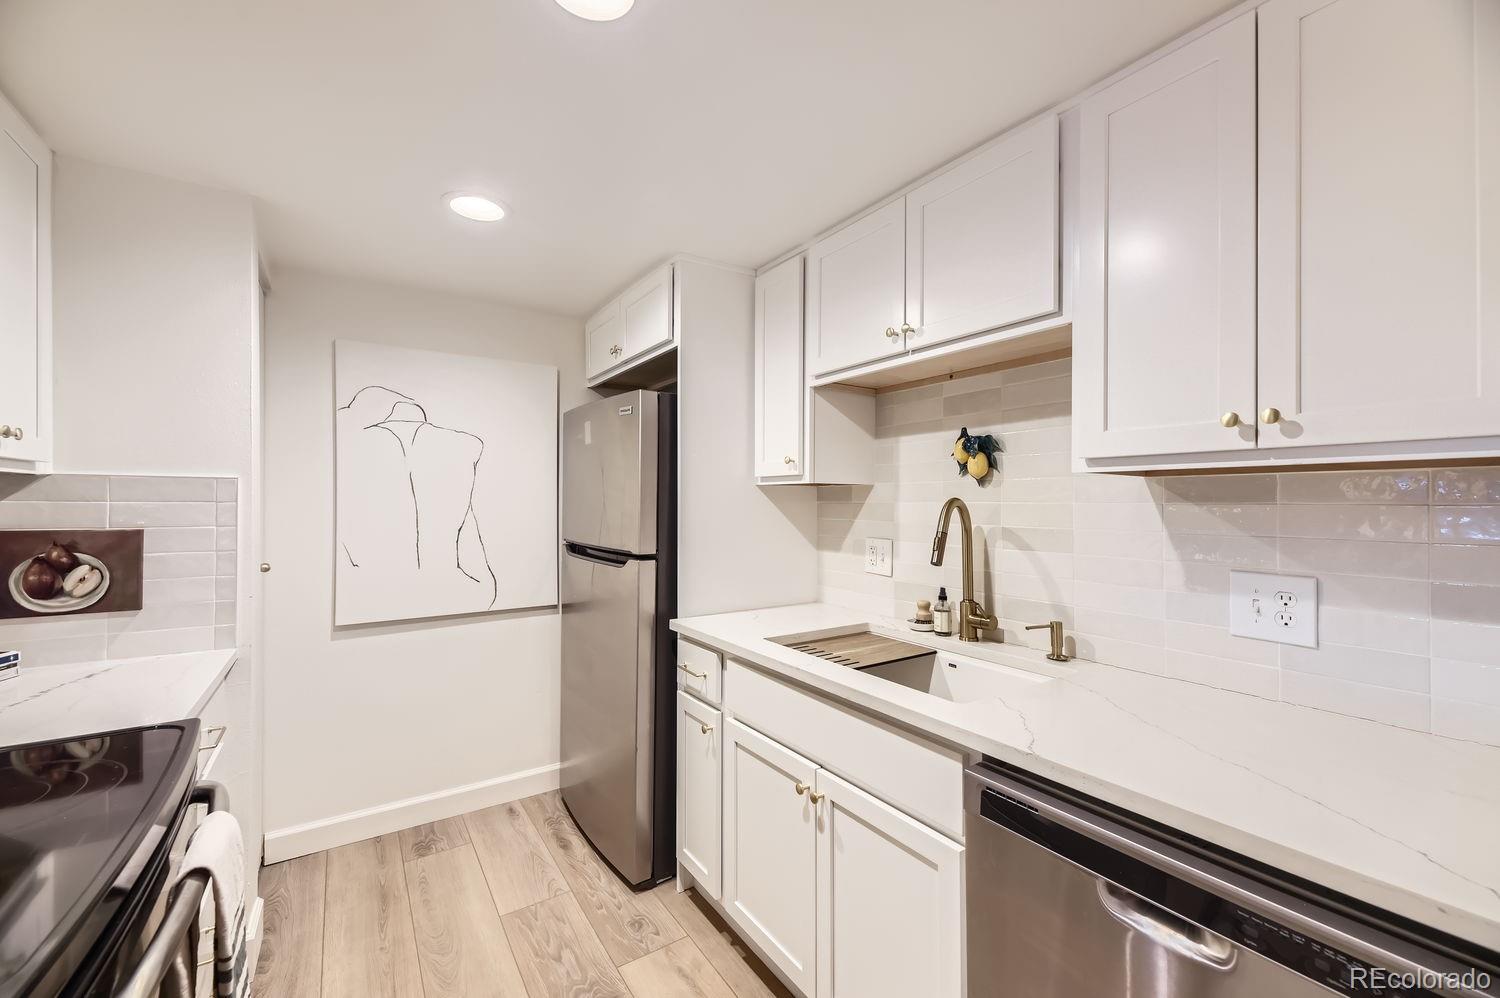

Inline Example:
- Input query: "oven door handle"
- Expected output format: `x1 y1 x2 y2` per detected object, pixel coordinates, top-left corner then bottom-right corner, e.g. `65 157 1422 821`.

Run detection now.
114 780 229 998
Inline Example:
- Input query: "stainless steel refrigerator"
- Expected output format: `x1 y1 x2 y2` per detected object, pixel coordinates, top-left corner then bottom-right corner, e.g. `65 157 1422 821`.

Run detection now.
560 389 676 887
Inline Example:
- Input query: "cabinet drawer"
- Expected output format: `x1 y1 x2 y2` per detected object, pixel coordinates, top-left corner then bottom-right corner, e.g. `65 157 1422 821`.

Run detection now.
724 658 966 841
676 639 722 705
197 669 233 779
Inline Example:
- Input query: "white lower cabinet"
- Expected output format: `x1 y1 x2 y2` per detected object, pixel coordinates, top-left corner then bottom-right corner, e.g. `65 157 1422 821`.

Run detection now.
814 769 963 998
676 692 722 898
697 700 964 998
722 718 820 997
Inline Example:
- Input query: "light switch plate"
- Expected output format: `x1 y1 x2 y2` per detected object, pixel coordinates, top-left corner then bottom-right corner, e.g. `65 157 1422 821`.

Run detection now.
864 537 892 577
1229 571 1317 648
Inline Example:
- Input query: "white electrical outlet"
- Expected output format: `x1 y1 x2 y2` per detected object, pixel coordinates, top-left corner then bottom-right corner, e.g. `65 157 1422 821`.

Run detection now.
864 537 892 577
1230 571 1318 648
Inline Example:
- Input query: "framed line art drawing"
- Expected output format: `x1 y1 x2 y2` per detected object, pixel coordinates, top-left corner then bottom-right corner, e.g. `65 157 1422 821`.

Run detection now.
333 340 558 626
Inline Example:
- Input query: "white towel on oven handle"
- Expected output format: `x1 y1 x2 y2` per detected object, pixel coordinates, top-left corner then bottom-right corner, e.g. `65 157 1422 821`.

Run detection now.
178 810 248 998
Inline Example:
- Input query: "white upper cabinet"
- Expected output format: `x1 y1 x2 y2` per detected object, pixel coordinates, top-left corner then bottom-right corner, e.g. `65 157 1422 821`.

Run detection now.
1257 0 1500 449
805 200 907 377
904 114 1059 353
1074 13 1257 460
1075 0 1499 470
0 93 50 468
620 262 674 357
584 262 675 385
813 769 963 998
754 255 805 478
585 299 621 379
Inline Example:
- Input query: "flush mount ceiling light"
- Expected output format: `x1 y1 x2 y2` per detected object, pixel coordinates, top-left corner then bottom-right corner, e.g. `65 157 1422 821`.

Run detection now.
445 192 507 222
555 0 634 21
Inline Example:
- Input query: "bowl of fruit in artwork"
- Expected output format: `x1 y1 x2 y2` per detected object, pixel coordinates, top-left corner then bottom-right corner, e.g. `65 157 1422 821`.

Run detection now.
7 541 111 614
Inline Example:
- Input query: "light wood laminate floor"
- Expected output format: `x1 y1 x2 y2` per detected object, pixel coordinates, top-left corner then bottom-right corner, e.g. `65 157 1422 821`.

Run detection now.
254 792 792 998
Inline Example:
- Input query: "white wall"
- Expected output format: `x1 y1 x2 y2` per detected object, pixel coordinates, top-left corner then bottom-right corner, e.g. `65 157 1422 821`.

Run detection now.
261 268 587 859
676 258 818 616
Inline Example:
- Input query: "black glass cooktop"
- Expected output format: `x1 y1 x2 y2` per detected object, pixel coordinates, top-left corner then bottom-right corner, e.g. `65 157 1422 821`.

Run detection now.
0 721 197 998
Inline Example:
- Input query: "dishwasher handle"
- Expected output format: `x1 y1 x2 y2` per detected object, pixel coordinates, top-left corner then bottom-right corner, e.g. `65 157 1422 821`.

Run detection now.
1096 880 1237 971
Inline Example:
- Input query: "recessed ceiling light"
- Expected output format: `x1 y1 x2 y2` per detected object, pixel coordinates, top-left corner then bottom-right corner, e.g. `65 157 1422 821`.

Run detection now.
445 192 507 222
555 0 634 21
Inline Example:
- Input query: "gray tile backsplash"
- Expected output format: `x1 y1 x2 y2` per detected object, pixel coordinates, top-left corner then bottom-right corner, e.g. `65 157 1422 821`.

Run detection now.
0 474 238 666
816 357 1500 746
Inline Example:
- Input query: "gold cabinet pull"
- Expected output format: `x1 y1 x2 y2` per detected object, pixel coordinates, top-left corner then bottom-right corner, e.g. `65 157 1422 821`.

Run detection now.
1260 407 1282 424
699 722 713 735
677 663 707 679
808 790 826 804
783 455 795 465
884 327 899 340
795 781 809 796
1220 411 1241 428
0 426 11 439
900 323 916 337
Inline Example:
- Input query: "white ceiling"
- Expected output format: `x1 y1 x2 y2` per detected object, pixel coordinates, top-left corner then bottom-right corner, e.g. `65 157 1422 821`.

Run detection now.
0 0 1234 317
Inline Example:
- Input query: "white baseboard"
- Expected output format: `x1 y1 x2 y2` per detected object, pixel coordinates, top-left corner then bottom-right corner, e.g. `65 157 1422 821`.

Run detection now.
245 896 264 985
262 762 560 863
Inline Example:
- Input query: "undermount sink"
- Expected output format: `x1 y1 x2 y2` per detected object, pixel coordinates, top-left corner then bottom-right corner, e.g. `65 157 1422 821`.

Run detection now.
859 650 1050 702
770 627 1055 703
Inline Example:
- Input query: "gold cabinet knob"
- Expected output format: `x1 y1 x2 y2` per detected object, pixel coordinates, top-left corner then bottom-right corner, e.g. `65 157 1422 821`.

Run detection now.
784 455 795 465
884 327 899 340
808 790 826 804
260 563 271 573
1220 411 1241 428
1260 407 1282 424
699 722 713 735
12 427 20 440
901 323 916 337
0 426 11 439
794 781 809 796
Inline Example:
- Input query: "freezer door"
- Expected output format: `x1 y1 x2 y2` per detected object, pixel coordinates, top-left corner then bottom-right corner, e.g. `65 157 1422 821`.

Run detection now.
562 391 658 556
559 542 657 885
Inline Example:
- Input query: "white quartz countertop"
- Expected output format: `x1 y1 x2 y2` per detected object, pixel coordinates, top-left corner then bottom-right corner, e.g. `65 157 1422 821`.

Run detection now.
0 648 239 746
672 602 1500 951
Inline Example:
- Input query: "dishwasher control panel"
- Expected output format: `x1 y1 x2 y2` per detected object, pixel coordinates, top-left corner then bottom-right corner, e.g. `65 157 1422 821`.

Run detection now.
1224 905 1433 997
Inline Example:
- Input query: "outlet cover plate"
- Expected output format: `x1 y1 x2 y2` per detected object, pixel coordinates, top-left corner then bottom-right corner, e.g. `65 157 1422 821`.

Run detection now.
864 537 893 577
1230 571 1317 648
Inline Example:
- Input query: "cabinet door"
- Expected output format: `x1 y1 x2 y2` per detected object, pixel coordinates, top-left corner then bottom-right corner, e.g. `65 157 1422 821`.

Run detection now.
620 263 674 359
585 299 621 379
1258 0 1500 448
904 114 1059 352
814 770 963 998
722 719 818 996
1074 13 1257 460
805 200 906 376
0 122 42 462
677 692 722 898
754 255 805 478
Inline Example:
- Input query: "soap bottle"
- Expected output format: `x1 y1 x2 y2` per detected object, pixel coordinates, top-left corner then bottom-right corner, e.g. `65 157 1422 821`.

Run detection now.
933 587 953 637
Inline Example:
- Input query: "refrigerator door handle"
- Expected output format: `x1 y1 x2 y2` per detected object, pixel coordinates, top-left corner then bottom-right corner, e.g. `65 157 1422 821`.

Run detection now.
564 541 636 568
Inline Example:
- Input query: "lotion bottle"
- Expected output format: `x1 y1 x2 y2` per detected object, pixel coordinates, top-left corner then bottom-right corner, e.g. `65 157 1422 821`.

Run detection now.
933 587 953 637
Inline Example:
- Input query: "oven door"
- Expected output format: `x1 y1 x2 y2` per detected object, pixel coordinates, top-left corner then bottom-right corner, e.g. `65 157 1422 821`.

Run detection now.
64 781 226 998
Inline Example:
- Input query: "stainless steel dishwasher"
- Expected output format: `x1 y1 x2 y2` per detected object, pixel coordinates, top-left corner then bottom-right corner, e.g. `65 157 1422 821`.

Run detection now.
965 762 1499 997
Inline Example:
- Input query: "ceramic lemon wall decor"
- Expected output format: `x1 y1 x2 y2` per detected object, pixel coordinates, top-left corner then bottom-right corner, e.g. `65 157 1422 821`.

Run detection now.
952 427 1001 482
